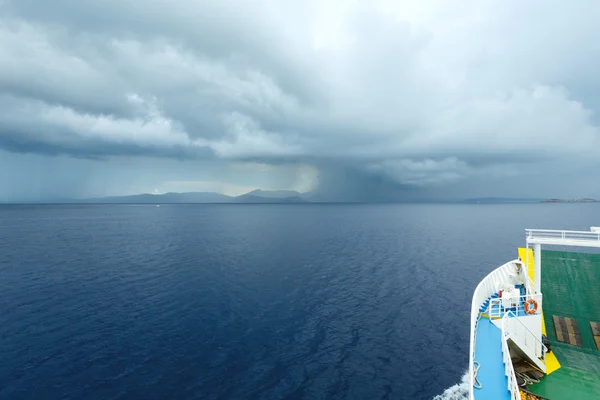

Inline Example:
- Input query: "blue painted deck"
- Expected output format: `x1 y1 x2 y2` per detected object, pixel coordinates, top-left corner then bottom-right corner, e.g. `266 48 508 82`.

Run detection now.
473 317 512 400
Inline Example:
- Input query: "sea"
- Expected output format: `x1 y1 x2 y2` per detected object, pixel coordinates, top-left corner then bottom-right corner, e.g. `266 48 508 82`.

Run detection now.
1 203 599 400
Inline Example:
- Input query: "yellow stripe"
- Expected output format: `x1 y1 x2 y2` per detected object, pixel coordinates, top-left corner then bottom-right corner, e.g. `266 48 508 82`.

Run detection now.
518 247 535 283
545 344 562 374
518 248 561 374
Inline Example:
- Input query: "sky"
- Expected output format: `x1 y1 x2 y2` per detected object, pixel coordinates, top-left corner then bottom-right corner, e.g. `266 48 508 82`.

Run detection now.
1 0 600 202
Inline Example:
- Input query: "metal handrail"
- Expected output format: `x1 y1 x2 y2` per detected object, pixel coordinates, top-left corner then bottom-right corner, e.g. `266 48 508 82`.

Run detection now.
500 318 520 400
471 313 482 389
526 276 535 295
526 228 600 234
526 229 600 240
526 229 600 249
489 293 542 319
469 260 524 399
504 311 548 355
501 310 548 400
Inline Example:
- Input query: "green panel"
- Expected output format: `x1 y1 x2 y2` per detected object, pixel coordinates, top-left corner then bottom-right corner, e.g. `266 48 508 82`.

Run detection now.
541 250 600 354
528 367 600 400
552 343 600 375
529 250 600 399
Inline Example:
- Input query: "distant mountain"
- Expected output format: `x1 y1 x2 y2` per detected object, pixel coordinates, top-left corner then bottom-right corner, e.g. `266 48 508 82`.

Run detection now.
81 190 309 204
243 189 303 199
18 191 592 205
542 198 599 203
234 190 308 203
84 192 233 204
233 194 307 203
462 197 545 203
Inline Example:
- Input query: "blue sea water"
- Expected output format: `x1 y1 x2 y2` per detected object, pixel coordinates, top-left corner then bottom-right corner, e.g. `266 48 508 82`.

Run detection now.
1 203 599 400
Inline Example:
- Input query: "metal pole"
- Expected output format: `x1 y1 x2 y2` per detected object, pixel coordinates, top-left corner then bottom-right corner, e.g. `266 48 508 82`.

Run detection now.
525 230 530 292
534 243 542 293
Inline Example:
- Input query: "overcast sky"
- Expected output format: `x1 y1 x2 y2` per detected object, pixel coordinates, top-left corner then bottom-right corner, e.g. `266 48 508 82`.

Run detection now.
1 0 600 201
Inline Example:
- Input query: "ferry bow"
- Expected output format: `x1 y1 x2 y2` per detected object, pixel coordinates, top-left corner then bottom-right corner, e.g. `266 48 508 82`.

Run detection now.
469 228 600 400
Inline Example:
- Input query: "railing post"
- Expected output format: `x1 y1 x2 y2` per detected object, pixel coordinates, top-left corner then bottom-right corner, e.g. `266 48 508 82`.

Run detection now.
534 243 541 294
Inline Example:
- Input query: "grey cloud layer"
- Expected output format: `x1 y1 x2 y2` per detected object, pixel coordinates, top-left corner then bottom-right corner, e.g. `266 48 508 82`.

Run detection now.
1 0 600 194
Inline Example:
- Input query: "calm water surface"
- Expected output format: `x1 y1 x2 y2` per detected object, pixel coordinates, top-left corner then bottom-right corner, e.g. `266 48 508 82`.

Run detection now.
1 204 599 400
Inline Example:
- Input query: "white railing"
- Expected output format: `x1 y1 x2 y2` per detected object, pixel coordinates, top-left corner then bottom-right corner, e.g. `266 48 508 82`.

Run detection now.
471 313 483 390
501 311 549 399
526 229 600 247
501 313 521 400
469 260 523 399
489 293 543 320
526 276 535 295
504 310 547 365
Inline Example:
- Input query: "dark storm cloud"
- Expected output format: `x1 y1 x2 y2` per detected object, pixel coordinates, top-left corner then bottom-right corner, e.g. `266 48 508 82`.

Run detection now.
1 0 600 199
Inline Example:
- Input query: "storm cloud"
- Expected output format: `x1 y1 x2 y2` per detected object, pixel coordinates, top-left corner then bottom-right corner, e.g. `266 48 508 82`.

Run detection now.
1 0 600 201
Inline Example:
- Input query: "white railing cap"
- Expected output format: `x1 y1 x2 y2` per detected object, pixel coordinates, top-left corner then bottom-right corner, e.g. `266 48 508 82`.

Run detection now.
525 228 600 248
526 228 600 234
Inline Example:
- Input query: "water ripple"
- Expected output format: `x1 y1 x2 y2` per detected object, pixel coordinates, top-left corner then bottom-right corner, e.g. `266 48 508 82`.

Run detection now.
1 203 599 399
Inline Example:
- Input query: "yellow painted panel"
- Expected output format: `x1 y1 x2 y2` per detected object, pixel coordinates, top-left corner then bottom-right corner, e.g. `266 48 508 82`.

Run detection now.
518 248 561 375
546 351 561 374
518 247 535 283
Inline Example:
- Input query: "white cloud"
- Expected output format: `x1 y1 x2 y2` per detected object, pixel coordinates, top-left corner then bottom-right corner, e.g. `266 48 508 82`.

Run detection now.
232 162 275 172
367 158 469 186
1 0 600 198
292 164 319 193
214 112 303 158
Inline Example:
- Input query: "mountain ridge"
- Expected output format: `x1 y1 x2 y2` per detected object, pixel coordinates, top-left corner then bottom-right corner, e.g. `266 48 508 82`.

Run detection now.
8 192 599 204
80 190 308 204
